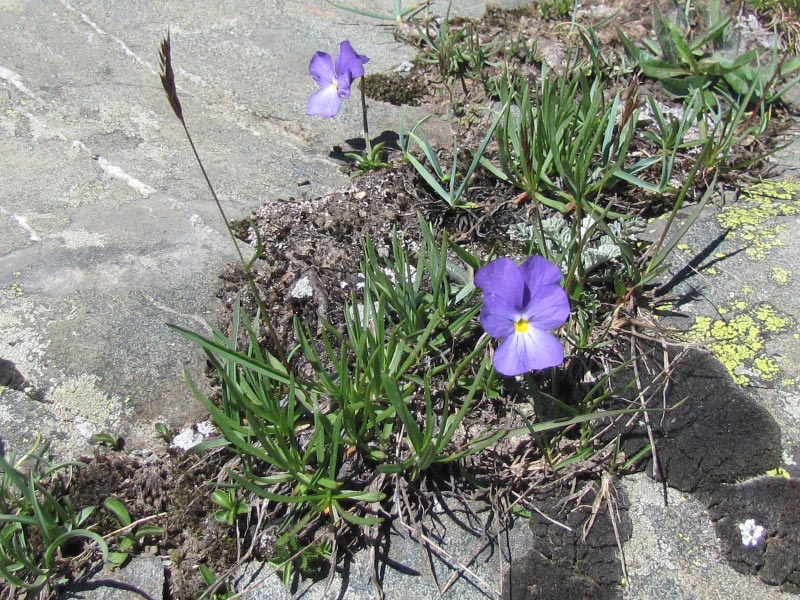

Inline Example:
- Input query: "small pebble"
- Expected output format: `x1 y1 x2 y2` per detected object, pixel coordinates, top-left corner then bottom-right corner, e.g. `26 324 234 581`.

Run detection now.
290 276 314 300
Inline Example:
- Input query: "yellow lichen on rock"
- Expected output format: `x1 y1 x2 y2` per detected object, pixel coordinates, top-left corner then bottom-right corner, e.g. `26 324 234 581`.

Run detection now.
752 303 793 333
753 356 780 380
687 302 794 386
769 266 791 286
716 179 800 260
744 179 800 203
765 467 791 479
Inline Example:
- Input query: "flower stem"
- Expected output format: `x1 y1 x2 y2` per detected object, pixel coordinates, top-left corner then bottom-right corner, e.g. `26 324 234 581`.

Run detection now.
180 120 287 365
360 79 372 154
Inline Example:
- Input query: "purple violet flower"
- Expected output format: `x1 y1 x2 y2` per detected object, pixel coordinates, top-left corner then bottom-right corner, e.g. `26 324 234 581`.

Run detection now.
307 41 370 118
474 256 570 376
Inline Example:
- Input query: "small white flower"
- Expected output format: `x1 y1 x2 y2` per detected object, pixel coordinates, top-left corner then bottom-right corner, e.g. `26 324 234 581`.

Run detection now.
738 519 765 547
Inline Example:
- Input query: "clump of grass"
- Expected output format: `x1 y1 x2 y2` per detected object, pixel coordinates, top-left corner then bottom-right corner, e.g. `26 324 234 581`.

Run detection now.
158 30 654 590
538 0 576 21
619 2 800 104
0 439 107 597
0 439 166 597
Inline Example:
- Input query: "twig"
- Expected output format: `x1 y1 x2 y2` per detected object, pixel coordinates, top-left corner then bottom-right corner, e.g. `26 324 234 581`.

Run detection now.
102 513 168 541
196 502 267 600
71 512 168 567
630 333 667 506
603 472 629 586
439 536 492 595
396 479 441 593
531 503 573 533
158 33 287 365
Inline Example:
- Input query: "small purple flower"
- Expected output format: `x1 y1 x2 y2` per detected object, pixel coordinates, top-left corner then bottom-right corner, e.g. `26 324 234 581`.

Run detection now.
475 256 570 376
307 41 370 118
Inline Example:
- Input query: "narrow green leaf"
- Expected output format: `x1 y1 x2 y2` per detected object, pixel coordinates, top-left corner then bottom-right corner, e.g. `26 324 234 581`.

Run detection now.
383 374 424 451
335 508 384 526
199 563 217 586
405 153 451 202
134 526 165 539
648 174 716 277
640 60 689 79
452 101 509 203
692 15 731 50
103 498 132 527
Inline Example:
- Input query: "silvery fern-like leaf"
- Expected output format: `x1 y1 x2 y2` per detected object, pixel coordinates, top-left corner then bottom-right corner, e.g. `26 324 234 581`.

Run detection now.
507 223 536 242
507 213 634 282
541 216 565 237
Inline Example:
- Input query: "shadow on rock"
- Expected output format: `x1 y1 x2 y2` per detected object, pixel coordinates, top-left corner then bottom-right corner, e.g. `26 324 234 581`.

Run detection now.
621 348 782 497
329 130 402 163
0 357 43 400
708 477 800 593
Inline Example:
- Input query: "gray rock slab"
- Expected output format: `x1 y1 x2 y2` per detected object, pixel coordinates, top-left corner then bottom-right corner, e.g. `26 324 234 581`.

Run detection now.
0 0 524 456
62 555 165 600
233 562 296 600
0 388 60 456
235 501 533 600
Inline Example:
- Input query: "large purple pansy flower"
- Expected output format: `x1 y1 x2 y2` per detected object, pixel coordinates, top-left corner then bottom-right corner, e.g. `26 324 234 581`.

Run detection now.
307 40 369 118
474 256 570 376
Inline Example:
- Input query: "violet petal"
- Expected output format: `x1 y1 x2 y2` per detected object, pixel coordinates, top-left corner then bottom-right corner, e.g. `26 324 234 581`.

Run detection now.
479 301 516 340
475 258 525 311
309 52 336 87
493 327 565 376
307 85 342 118
524 284 570 330
336 40 369 80
520 255 564 297
336 72 352 99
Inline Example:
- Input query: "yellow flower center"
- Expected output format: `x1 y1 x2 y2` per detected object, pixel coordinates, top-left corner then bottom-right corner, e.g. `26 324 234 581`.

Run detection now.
515 319 530 334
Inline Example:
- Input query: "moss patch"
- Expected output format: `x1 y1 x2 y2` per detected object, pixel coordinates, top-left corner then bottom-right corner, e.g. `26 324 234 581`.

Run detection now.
362 71 429 106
